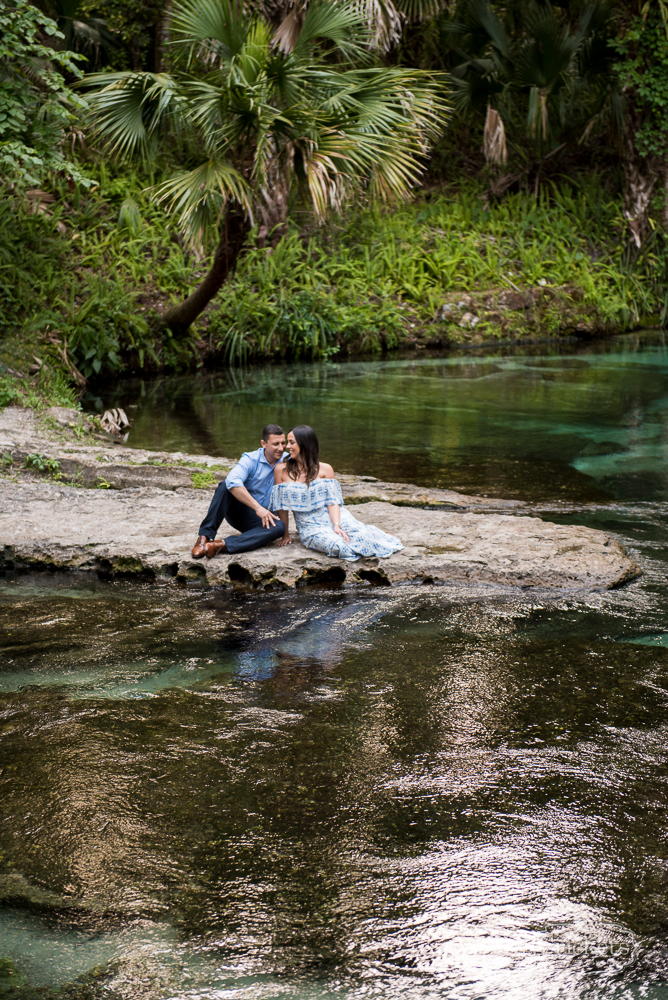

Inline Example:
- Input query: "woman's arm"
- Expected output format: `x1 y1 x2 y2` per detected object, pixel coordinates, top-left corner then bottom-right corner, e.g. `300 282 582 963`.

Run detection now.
276 509 292 546
274 462 287 483
326 503 350 543
272 469 291 544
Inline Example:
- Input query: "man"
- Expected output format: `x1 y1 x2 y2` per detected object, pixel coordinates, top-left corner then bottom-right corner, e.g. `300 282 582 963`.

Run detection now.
191 424 287 559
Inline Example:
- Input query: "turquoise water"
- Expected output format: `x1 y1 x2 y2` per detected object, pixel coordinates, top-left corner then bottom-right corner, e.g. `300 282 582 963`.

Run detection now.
98 333 668 502
3 335 668 998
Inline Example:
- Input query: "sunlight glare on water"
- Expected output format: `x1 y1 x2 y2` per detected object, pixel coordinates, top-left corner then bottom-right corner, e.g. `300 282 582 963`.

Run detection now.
3 336 668 998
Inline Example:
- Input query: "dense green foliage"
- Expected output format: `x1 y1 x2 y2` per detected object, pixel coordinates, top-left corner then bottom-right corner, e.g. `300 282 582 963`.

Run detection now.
1 164 665 384
408 0 621 154
0 1 91 188
1 0 667 400
610 7 668 159
211 180 667 361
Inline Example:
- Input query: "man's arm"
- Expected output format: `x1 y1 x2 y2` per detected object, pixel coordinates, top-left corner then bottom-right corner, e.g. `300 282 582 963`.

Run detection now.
225 452 279 528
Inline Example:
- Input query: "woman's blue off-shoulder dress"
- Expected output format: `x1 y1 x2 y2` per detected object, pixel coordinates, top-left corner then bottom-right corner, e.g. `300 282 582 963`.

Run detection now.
269 479 404 562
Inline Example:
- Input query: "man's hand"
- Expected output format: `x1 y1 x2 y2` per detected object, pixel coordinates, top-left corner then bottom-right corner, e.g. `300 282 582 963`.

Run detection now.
228 486 279 527
255 504 279 528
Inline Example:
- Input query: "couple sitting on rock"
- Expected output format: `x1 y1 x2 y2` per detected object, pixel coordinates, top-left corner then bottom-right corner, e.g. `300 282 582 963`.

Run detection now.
192 423 403 563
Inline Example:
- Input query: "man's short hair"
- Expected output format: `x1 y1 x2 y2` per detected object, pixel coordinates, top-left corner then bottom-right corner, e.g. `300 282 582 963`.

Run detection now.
262 423 284 441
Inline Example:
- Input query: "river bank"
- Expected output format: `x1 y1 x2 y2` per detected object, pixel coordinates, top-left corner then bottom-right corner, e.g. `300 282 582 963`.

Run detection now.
1 181 664 398
0 405 640 592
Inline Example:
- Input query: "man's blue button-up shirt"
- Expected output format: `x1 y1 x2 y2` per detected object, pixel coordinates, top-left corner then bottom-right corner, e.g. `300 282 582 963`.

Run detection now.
225 447 288 509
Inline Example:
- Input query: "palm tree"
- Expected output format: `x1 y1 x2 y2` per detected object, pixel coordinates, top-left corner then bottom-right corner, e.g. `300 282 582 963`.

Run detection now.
52 0 117 69
82 0 448 335
440 0 619 162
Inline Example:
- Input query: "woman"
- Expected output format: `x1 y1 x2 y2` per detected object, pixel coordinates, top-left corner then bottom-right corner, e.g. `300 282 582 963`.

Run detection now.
270 425 403 562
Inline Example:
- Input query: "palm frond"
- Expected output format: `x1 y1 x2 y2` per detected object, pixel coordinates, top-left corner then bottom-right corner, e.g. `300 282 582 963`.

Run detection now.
441 0 511 61
171 0 250 62
314 67 448 145
153 159 252 248
273 6 304 54
292 0 370 63
232 19 271 84
397 0 446 24
82 72 185 159
483 103 507 164
353 0 403 51
516 6 577 91
300 129 355 217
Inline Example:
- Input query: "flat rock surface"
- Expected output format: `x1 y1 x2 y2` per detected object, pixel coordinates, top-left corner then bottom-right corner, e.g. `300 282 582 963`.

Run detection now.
0 478 640 592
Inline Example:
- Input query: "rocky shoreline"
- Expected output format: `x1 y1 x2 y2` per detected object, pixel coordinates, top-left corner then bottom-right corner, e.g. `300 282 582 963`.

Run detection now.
0 405 641 592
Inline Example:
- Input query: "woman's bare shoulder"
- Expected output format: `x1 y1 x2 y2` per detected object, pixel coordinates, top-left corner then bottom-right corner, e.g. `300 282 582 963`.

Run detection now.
318 462 335 479
274 462 288 484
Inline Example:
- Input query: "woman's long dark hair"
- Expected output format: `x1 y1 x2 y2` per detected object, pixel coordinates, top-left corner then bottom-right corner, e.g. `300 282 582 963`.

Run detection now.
286 425 320 484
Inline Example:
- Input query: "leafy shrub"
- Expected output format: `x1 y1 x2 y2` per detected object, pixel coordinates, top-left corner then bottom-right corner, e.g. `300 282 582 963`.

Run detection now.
24 452 60 474
0 1 92 190
49 278 153 378
0 379 21 409
0 368 78 410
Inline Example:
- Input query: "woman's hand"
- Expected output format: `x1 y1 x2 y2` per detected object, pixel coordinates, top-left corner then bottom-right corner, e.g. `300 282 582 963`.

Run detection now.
277 534 292 546
333 525 350 543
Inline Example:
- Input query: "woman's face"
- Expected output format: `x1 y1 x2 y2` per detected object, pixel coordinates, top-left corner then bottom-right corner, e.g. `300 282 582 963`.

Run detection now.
287 431 300 460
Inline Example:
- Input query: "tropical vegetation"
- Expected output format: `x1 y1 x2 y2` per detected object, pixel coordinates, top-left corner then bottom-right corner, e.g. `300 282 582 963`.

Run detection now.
0 0 667 400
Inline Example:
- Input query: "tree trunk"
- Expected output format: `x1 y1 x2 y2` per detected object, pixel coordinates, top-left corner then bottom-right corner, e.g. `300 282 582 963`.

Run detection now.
622 138 660 248
163 206 251 336
154 0 172 73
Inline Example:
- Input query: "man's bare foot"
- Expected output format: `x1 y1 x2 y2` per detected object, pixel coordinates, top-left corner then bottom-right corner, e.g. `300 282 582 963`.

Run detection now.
191 535 211 559
205 540 228 558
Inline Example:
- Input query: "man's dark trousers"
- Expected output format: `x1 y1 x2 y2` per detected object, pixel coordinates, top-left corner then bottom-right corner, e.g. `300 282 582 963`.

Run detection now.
198 482 285 553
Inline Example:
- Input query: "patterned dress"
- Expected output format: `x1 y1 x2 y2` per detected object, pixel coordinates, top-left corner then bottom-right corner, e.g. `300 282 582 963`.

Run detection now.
269 479 404 562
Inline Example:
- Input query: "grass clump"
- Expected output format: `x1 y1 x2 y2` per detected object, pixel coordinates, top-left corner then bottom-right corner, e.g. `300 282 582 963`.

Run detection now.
191 470 219 489
0 367 79 411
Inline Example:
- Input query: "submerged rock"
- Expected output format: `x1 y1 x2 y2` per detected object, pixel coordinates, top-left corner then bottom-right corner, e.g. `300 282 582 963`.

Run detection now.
0 479 640 592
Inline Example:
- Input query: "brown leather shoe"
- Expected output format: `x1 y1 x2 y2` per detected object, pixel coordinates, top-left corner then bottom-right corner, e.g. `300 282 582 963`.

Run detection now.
205 540 228 558
191 535 211 559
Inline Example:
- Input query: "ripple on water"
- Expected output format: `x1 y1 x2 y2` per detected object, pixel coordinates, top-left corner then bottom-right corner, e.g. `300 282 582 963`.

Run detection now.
1 572 668 998
7 338 668 997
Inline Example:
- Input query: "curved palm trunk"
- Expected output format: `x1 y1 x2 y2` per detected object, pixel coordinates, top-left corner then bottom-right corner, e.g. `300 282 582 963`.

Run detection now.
163 206 251 336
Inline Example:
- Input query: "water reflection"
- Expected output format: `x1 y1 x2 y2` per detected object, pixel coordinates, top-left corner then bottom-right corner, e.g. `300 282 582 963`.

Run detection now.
8 334 668 997
95 333 668 503
2 572 668 997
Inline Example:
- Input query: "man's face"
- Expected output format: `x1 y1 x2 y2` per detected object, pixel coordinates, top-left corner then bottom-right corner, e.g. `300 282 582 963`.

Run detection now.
262 434 286 463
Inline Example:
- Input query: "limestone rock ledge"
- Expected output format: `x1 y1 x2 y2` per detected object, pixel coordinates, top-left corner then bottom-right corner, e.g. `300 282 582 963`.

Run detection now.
0 480 640 592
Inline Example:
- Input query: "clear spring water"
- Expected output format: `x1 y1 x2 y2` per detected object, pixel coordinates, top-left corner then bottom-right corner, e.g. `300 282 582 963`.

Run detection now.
4 334 668 999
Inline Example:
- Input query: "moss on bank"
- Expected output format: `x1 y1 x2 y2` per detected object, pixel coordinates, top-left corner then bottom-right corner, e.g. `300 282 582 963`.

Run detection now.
1 170 665 395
